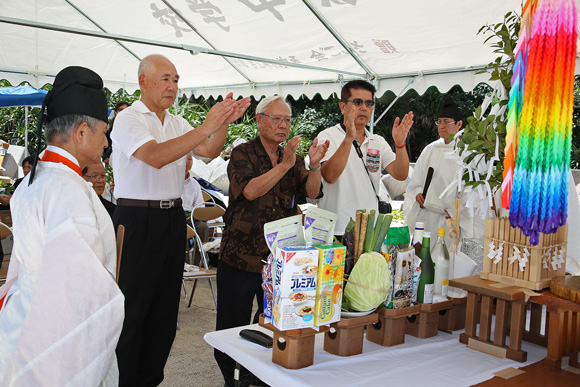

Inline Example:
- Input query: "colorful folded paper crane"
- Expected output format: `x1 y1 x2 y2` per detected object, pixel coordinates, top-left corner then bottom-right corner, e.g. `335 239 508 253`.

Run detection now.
502 0 577 245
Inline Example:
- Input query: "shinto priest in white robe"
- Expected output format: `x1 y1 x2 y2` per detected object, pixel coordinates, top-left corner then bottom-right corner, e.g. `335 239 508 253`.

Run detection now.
403 138 486 246
0 147 124 386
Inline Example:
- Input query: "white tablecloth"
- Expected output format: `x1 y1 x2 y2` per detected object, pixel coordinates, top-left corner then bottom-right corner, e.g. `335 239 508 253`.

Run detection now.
205 322 547 387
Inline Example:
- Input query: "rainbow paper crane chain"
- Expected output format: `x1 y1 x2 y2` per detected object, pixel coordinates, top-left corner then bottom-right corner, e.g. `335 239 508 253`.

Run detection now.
502 0 577 245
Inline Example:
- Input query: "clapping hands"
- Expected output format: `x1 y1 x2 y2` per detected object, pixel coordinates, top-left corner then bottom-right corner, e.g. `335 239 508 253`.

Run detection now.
204 92 251 133
308 138 329 168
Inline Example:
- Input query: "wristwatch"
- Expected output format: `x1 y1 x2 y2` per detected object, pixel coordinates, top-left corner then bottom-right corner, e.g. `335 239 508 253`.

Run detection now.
308 163 321 172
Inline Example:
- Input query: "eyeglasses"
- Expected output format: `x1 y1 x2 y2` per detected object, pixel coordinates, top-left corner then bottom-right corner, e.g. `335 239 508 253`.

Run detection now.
346 98 375 107
260 114 292 125
435 120 457 126
85 174 107 180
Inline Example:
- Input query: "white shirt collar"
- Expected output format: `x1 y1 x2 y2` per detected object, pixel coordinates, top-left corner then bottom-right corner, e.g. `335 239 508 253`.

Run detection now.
133 100 173 123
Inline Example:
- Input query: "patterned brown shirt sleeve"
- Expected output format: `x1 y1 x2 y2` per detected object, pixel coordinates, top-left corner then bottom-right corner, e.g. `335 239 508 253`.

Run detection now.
219 137 323 273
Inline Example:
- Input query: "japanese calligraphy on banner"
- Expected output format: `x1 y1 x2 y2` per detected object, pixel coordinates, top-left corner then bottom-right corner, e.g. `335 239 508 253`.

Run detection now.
149 0 397 69
150 0 360 34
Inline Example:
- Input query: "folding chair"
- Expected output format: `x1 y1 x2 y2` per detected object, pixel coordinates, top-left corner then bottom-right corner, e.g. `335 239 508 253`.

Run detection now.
187 203 225 306
183 223 217 307
200 188 214 204
191 202 225 234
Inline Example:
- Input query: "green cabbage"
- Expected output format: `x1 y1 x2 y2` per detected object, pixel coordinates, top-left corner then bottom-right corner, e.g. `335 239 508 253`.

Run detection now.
344 251 391 311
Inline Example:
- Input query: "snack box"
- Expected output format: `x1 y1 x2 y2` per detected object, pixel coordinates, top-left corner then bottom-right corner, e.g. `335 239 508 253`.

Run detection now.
313 243 346 327
272 246 319 331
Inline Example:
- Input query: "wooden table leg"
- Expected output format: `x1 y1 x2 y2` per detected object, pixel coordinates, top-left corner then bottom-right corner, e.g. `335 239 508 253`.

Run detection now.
461 292 478 345
506 299 526 362
494 299 508 347
544 302 563 370
562 311 571 357
479 295 493 342
570 312 579 368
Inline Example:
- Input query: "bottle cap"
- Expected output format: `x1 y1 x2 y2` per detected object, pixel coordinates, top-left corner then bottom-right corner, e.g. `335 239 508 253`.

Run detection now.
437 228 445 237
423 231 431 238
415 222 424 230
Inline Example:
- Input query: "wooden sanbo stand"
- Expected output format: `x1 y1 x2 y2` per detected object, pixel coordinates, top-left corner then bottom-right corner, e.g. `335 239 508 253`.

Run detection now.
258 314 329 369
405 300 453 338
366 305 421 346
450 276 528 362
323 312 378 356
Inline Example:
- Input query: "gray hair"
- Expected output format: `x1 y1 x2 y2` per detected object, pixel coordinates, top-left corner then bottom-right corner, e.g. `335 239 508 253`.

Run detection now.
256 95 291 115
45 115 101 143
138 54 170 77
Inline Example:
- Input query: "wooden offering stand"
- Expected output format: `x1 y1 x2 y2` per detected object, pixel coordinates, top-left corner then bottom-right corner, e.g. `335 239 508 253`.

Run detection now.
405 300 453 338
438 297 468 331
258 314 329 369
449 276 528 362
366 304 421 346
324 312 378 356
524 276 580 370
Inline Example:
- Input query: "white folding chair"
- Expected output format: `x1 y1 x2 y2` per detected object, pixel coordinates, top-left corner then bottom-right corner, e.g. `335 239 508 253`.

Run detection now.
183 222 218 307
200 188 214 204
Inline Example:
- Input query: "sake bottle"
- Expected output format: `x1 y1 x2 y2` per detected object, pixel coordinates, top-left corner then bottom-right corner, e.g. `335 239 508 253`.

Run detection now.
432 228 450 298
412 222 424 256
416 232 434 304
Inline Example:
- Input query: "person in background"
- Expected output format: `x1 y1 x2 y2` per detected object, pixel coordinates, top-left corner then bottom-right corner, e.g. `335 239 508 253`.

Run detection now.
182 153 209 265
13 155 35 190
103 100 132 162
0 155 36 208
0 66 124 386
114 100 130 114
403 97 484 245
316 80 414 237
83 161 116 219
215 95 329 386
111 53 250 386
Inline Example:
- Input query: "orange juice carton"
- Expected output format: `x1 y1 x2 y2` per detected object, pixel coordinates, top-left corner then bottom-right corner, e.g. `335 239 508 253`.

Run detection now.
272 246 319 331
313 243 346 327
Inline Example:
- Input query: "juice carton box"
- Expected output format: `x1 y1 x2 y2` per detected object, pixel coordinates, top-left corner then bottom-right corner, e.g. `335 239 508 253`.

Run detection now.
313 243 346 326
272 246 319 331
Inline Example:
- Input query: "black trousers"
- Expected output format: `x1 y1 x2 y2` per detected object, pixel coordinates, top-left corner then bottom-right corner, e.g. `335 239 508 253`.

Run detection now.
114 205 186 387
214 260 264 387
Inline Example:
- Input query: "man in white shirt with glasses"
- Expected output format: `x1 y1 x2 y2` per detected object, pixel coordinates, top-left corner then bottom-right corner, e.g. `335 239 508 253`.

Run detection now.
316 79 414 237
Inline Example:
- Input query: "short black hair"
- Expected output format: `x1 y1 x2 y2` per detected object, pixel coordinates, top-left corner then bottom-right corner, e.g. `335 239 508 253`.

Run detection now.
341 80 376 103
114 101 130 112
22 155 37 167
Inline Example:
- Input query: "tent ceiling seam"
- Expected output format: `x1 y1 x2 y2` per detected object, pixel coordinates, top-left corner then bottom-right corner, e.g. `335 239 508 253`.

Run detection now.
302 0 375 80
161 0 254 84
65 0 141 63
0 16 364 78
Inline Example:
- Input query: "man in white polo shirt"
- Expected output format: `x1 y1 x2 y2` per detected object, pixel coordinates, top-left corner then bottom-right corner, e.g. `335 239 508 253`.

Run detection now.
316 80 414 237
111 54 250 387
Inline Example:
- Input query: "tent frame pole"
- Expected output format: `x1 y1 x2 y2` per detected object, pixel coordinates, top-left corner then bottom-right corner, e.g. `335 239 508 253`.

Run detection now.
372 77 416 130
0 16 365 80
302 0 375 80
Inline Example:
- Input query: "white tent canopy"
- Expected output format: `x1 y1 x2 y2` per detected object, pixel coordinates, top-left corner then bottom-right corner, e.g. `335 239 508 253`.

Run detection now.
1 0 578 99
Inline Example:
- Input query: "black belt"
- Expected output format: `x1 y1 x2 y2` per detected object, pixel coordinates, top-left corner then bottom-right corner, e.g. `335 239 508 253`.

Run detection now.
117 198 182 209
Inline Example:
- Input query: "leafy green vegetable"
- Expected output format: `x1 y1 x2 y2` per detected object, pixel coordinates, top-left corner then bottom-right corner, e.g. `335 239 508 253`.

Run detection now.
344 251 391 311
372 214 392 252
363 210 376 253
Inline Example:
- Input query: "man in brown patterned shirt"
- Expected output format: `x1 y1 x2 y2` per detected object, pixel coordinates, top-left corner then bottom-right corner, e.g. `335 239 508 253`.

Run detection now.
215 95 329 386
